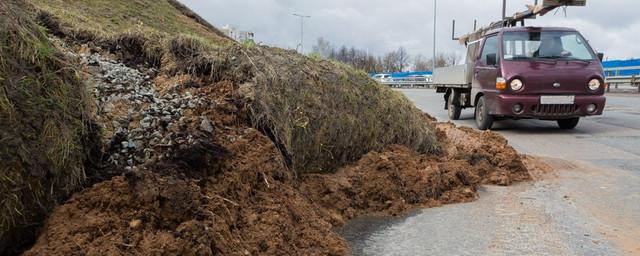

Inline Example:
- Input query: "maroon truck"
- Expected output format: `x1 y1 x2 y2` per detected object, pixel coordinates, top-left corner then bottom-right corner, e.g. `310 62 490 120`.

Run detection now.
434 26 606 130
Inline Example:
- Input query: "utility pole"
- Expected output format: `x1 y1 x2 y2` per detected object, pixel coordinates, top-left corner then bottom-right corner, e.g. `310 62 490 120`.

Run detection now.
432 0 437 72
293 13 311 54
502 0 507 19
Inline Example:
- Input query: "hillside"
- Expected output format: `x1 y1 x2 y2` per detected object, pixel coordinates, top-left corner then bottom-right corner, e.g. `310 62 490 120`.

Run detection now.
1 0 532 255
30 0 229 44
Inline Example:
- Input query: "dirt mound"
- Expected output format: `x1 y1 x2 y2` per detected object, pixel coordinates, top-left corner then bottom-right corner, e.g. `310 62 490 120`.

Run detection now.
300 145 478 225
436 122 530 185
299 123 531 226
26 127 348 256
27 118 531 255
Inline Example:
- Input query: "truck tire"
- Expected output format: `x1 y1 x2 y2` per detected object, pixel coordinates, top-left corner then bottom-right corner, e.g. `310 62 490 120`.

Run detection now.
448 91 462 120
557 118 580 129
474 96 494 130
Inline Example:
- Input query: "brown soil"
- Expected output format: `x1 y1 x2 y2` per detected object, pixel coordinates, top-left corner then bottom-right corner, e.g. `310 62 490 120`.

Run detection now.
26 126 347 256
26 109 532 256
299 121 531 226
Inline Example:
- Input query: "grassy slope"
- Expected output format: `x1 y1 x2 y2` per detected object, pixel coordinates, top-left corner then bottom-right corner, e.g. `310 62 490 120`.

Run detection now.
30 0 230 46
31 0 440 173
0 0 89 253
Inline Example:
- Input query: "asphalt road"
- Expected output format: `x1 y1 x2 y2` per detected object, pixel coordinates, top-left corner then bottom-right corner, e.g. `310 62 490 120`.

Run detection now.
340 89 640 256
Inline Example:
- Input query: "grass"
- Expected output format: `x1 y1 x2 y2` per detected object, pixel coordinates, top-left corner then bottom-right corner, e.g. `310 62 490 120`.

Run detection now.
29 0 229 46
0 0 90 253
244 47 441 173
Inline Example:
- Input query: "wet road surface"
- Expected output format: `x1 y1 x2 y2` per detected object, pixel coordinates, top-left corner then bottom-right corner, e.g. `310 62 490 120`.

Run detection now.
341 90 640 256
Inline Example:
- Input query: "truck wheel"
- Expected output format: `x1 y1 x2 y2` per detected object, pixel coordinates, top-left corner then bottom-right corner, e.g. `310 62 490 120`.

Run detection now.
557 118 580 129
474 96 494 130
447 91 462 120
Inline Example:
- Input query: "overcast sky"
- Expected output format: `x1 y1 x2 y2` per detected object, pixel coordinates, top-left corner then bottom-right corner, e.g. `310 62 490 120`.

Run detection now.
179 0 639 61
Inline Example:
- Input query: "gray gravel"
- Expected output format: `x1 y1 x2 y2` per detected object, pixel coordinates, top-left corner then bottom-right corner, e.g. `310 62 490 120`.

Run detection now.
82 53 217 169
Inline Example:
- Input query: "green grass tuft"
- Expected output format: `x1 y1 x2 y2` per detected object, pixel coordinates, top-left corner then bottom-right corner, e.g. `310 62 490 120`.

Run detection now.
0 0 91 253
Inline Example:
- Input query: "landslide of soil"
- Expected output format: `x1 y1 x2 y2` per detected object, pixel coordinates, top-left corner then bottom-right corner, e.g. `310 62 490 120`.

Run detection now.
1 0 534 255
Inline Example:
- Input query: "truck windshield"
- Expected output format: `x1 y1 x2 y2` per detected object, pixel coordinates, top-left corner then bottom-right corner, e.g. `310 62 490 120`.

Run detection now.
502 31 596 61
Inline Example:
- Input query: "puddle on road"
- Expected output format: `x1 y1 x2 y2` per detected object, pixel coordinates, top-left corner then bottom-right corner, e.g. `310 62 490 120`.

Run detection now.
336 210 420 253
338 188 492 256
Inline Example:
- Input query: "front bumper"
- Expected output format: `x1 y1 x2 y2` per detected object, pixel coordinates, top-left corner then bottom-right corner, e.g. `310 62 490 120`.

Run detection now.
491 94 606 119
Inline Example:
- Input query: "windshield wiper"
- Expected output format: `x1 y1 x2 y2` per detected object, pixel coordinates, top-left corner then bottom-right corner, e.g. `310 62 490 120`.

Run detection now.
532 56 559 64
561 57 591 64
538 56 591 64
538 56 563 60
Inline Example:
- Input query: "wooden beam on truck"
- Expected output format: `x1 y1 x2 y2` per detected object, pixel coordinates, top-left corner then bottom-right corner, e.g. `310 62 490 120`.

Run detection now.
456 0 588 45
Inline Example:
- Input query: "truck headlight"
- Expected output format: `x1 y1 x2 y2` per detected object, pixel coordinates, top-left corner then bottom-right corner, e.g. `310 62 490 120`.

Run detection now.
510 79 524 91
588 79 601 91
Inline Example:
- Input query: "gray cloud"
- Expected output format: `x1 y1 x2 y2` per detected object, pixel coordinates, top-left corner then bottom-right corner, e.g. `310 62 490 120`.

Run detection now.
180 0 640 60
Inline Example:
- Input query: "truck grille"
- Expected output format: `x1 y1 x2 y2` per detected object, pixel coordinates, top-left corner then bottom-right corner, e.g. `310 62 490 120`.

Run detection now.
532 104 579 116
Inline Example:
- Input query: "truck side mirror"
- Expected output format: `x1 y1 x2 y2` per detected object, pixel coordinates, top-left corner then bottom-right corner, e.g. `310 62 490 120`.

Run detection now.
597 52 604 62
486 53 498 66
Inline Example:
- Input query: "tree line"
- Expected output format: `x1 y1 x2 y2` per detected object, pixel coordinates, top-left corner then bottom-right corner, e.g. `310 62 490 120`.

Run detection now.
311 37 460 73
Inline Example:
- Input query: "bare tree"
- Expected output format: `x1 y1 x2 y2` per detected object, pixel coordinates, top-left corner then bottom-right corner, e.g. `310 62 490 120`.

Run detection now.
383 51 398 72
312 37 333 58
395 47 410 72
309 37 430 74
432 52 460 68
413 54 431 71
444 52 460 66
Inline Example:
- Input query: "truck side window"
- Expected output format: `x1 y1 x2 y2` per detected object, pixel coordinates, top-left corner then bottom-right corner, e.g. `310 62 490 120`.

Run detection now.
466 41 480 64
480 36 498 66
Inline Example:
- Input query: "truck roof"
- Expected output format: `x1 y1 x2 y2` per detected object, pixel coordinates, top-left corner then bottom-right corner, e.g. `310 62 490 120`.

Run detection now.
486 26 578 35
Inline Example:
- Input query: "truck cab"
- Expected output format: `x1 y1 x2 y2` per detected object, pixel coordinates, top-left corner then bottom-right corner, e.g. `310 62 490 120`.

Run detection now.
435 26 606 130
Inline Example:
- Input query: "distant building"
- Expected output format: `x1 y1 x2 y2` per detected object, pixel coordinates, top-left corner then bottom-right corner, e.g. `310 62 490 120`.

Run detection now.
221 24 254 42
238 31 254 42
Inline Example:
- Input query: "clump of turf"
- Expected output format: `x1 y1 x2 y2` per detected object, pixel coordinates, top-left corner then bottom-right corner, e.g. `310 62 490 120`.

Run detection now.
244 47 441 173
0 0 90 253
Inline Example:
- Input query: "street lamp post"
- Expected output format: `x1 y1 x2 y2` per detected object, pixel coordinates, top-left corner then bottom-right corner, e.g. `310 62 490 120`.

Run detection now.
293 13 311 54
432 0 437 72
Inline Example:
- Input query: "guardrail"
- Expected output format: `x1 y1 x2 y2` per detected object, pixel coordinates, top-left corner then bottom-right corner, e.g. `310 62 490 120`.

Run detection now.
604 65 640 93
379 80 434 88
606 75 639 93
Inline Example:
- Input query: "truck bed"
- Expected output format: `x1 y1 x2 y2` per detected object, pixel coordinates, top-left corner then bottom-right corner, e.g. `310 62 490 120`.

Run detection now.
433 64 472 89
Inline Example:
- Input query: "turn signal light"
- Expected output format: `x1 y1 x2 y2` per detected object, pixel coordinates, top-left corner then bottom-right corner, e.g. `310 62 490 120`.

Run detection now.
496 77 507 90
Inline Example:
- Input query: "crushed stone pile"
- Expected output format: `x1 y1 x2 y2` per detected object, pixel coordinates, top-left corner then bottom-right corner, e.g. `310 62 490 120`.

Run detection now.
80 53 222 173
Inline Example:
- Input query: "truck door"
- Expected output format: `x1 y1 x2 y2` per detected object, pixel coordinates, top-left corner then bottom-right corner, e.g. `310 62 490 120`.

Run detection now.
473 35 500 108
